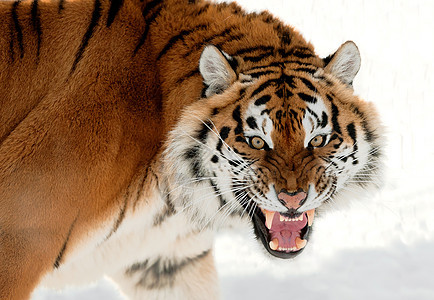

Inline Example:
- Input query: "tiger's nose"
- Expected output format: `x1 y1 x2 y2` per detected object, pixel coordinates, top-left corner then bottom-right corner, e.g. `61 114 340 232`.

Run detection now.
277 189 307 210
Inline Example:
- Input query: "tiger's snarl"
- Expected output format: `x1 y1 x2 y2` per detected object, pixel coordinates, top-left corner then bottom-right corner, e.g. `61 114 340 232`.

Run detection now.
0 0 383 299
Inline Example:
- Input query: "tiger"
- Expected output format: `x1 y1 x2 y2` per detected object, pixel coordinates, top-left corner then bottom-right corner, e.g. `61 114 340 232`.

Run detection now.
0 0 383 298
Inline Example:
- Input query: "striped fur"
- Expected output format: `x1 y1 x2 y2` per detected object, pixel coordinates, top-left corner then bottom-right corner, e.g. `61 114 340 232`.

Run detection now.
0 0 383 299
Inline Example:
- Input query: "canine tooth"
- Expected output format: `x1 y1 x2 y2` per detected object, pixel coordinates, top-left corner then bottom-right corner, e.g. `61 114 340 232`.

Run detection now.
280 215 285 222
307 209 315 226
296 237 307 249
265 210 275 229
269 239 278 250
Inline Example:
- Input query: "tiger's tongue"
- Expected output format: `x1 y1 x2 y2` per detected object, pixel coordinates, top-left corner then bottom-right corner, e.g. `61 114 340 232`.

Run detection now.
265 211 308 250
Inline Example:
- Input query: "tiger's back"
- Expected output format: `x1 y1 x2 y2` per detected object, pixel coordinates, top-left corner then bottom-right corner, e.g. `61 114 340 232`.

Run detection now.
0 0 165 297
0 0 383 299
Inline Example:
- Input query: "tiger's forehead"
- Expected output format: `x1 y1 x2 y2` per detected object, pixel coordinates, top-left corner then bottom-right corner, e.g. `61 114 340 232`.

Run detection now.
240 68 334 133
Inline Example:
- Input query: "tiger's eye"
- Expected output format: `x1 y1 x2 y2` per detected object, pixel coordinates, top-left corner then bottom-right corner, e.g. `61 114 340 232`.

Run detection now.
250 136 265 150
309 135 325 148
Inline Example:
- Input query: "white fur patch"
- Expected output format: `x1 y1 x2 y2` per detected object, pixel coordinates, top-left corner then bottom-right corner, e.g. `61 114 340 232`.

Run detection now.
244 100 274 149
302 96 332 147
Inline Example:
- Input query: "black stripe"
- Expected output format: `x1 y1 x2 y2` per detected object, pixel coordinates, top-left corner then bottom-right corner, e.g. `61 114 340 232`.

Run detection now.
197 120 211 142
254 95 271 106
299 77 316 92
246 70 277 78
104 195 128 241
346 123 357 145
246 116 258 130
133 5 163 54
287 109 300 131
243 61 282 72
9 24 15 63
329 133 343 149
294 67 316 74
321 111 328 128
176 69 199 85
194 3 210 15
331 103 342 134
70 0 102 75
157 24 209 60
216 127 230 152
184 146 203 177
242 51 274 63
232 106 243 135
275 86 293 98
31 0 42 60
184 145 200 159
323 52 335 66
251 80 275 98
228 159 242 168
274 23 291 46
128 250 211 289
153 194 176 226
210 177 226 207
260 108 271 116
143 0 163 14
235 136 245 143
132 167 150 210
279 74 296 89
213 32 246 49
298 92 317 103
11 0 24 59
182 25 237 58
58 0 65 13
219 126 231 141
306 107 320 126
54 217 78 269
265 156 283 178
234 45 275 56
292 47 314 59
362 121 375 143
248 61 315 73
107 0 124 27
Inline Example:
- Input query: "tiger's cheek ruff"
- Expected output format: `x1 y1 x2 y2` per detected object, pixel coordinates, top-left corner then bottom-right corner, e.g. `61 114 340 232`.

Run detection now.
162 102 256 229
296 91 382 212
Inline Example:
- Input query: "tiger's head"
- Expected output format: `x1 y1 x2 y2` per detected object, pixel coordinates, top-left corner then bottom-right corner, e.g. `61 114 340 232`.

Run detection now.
164 42 383 259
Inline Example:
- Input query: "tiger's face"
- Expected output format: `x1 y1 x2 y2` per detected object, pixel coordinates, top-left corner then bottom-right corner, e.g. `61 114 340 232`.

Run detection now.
165 43 382 259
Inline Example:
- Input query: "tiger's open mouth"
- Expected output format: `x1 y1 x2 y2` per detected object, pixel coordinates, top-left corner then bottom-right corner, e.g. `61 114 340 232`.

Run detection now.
252 208 315 259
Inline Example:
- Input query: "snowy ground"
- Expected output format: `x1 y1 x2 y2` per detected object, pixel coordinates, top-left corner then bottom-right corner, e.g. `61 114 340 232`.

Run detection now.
33 0 434 299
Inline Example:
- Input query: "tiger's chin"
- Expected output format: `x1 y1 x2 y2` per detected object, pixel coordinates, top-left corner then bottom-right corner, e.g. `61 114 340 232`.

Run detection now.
251 208 315 259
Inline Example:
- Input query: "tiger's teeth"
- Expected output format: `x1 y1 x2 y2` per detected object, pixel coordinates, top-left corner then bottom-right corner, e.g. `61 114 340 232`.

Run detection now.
280 215 285 222
269 238 278 250
264 210 275 229
295 237 307 249
307 209 315 226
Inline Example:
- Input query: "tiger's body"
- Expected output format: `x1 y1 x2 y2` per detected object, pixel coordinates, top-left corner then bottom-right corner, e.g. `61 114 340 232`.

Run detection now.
0 0 383 299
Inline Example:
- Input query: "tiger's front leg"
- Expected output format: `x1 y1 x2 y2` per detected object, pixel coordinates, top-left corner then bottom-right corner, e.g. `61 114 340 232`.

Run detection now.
111 250 219 300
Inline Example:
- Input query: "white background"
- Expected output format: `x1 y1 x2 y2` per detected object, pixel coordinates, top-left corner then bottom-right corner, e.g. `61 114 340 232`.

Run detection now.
33 0 434 299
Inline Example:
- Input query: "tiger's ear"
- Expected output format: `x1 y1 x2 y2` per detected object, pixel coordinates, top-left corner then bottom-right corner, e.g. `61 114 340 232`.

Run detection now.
324 41 361 85
199 45 238 97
